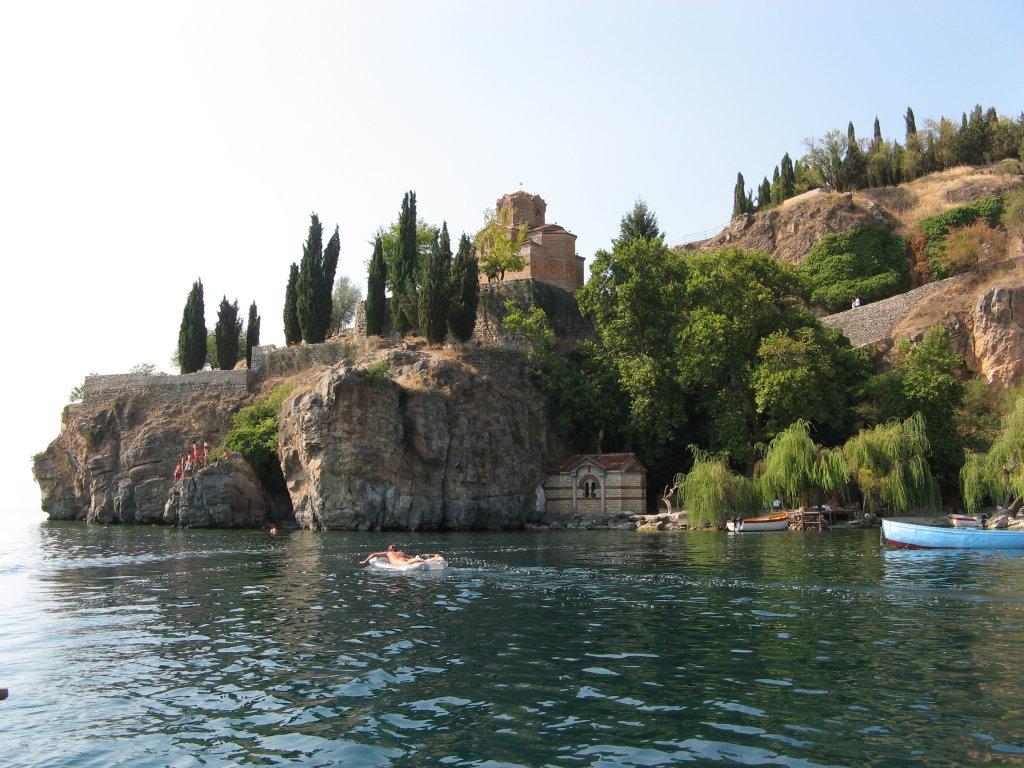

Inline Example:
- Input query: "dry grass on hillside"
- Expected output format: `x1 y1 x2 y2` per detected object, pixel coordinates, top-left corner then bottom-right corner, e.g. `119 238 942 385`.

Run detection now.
856 162 1023 233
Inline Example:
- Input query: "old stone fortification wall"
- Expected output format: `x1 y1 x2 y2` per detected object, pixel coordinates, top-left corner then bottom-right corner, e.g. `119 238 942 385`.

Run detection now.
820 275 964 347
250 341 358 379
82 370 251 404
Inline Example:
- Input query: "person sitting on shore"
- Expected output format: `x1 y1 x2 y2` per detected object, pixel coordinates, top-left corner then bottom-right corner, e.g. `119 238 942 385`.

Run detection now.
359 544 444 566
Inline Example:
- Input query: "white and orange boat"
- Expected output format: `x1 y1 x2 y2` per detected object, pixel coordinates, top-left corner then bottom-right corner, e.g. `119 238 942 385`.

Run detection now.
725 512 790 532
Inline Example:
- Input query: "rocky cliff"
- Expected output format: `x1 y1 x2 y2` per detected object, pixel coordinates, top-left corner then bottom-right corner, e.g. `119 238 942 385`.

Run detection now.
34 346 565 530
33 380 260 524
278 347 564 530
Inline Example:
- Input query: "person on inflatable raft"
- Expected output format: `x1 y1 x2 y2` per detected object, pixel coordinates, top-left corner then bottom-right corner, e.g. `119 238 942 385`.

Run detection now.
360 544 445 566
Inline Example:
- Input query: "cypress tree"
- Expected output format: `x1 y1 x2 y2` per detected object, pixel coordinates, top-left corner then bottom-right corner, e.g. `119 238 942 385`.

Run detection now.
177 278 206 374
365 235 387 336
448 233 479 343
757 177 772 210
283 263 301 345
245 301 260 368
732 172 749 217
296 213 327 343
214 295 242 370
905 107 917 140
392 191 418 335
770 166 782 205
780 153 796 200
872 116 882 152
321 226 340 338
420 222 452 345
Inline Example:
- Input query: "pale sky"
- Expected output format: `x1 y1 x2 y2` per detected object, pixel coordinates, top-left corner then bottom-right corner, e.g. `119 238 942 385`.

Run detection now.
2 0 1022 514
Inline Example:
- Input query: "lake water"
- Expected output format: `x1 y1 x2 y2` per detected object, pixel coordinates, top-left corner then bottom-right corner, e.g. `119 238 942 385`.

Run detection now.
2 514 1023 767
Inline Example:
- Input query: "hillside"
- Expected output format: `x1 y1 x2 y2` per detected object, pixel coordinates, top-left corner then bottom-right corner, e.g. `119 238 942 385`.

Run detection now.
679 163 1023 266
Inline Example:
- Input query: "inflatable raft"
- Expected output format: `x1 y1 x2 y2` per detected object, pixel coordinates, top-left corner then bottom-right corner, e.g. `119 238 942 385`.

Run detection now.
367 556 448 572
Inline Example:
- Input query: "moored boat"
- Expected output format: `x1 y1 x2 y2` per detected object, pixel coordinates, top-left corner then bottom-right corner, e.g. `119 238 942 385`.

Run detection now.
725 512 790 532
882 518 1024 549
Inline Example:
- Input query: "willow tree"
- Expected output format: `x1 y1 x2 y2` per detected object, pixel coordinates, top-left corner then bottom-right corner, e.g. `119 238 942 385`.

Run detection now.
842 413 939 514
756 419 848 509
961 394 1024 514
676 448 759 529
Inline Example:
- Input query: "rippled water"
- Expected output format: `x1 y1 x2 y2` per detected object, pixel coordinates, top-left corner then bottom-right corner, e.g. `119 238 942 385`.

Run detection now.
2 515 1023 767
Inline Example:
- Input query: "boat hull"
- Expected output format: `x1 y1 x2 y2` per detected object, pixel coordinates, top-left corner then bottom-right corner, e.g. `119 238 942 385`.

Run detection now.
882 518 1024 549
726 513 790 532
948 514 980 529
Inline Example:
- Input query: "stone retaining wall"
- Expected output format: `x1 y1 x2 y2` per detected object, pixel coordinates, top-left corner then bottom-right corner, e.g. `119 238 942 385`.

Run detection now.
82 370 251 404
821 275 965 347
250 341 358 379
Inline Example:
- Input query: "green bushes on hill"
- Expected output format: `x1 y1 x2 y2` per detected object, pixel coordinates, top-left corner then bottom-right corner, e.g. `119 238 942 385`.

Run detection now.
799 226 908 312
919 196 1005 279
220 383 294 487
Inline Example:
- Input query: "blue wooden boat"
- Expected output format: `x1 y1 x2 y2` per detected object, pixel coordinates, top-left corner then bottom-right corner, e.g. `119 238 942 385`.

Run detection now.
882 518 1024 549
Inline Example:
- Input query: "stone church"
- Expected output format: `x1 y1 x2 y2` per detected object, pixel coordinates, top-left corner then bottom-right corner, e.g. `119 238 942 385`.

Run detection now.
482 191 584 293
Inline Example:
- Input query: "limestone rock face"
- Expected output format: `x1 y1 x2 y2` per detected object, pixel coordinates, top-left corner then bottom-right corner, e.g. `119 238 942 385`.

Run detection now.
972 286 1024 385
278 348 561 530
163 454 272 528
33 388 253 524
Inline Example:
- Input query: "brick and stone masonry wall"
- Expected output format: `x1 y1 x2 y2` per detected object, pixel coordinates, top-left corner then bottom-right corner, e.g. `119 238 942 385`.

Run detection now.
82 370 251 405
821 274 965 347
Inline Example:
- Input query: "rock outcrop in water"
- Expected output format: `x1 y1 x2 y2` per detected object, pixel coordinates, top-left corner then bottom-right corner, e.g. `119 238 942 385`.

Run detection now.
278 347 563 530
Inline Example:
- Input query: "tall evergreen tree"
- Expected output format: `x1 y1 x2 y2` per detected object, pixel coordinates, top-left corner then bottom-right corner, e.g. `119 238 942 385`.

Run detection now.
296 213 328 343
392 191 418 335
871 116 883 152
214 295 242 370
615 199 663 246
780 153 796 200
842 121 867 190
283 263 301 345
732 172 751 217
245 301 260 369
420 221 452 345
448 233 480 343
757 177 772 210
365 235 387 336
770 166 783 205
321 225 341 337
177 279 206 374
905 106 918 140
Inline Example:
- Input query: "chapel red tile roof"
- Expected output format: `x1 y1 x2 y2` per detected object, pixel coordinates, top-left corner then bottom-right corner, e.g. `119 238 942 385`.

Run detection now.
554 453 647 473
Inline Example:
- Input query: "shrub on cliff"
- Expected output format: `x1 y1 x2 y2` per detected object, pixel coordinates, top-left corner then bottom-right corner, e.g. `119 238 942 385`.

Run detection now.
799 226 908 312
221 384 294 486
919 196 1005 279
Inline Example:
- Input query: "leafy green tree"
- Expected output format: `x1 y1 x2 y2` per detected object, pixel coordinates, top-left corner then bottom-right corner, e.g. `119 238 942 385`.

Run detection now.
328 275 362 335
890 328 965 494
799 225 909 312
753 326 868 439
177 278 206 374
804 130 847 191
391 191 419 335
474 204 527 282
615 199 663 245
245 301 260 369
843 413 940 514
756 420 849 509
214 295 242 370
419 222 452 344
676 448 759 528
447 233 479 343
365 235 387 336
283 263 301 345
221 383 293 489
961 393 1024 514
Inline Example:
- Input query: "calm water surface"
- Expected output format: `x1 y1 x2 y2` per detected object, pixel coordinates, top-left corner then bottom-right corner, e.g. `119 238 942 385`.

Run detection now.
2 514 1023 767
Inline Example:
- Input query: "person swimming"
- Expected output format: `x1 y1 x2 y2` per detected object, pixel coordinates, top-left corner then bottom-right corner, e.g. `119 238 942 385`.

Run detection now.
359 544 444 566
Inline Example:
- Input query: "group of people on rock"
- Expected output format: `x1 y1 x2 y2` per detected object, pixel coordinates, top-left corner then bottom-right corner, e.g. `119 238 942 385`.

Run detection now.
173 440 210 481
